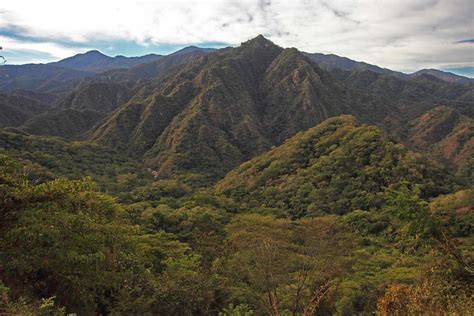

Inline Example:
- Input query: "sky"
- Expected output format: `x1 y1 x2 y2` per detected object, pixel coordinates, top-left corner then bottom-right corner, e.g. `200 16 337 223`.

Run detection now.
0 0 473 76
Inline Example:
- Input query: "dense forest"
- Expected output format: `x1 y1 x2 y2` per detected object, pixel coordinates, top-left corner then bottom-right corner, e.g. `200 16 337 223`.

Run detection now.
0 35 473 315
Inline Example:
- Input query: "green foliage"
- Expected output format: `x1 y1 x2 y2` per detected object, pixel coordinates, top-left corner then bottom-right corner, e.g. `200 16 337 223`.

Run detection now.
219 303 255 316
384 183 474 275
0 35 472 315
0 112 470 315
0 129 153 197
384 182 435 238
132 179 192 202
429 189 474 237
142 205 230 264
218 116 455 217
0 154 209 315
219 214 357 315
38 297 66 316
376 257 474 315
0 281 66 316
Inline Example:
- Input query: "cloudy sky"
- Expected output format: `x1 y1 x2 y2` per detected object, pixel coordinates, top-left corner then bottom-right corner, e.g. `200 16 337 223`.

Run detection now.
1 0 473 76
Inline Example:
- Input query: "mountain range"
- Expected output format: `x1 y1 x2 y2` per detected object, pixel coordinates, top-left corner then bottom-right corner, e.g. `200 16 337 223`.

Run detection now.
51 50 163 72
1 35 472 315
0 35 473 183
305 52 474 85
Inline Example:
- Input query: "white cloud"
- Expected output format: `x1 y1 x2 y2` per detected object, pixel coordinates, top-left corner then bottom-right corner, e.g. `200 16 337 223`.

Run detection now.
0 35 90 63
0 0 473 71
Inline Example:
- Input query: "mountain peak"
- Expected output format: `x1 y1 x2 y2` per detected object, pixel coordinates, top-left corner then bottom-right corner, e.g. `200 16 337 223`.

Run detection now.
52 50 111 71
83 50 108 57
56 50 110 64
242 34 276 47
171 46 208 56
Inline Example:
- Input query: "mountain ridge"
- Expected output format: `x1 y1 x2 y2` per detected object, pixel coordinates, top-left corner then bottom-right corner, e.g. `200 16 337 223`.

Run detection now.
51 49 164 72
305 52 474 84
85 35 473 181
1 35 472 183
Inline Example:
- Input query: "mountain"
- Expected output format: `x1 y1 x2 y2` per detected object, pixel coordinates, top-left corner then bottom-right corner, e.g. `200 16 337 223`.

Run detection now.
52 50 163 72
0 92 51 127
0 47 211 97
216 115 454 217
305 52 401 76
0 64 92 94
410 69 474 85
9 89 59 105
21 81 131 139
55 46 214 75
306 52 474 85
91 35 369 179
0 35 472 316
339 70 474 123
170 46 217 56
89 35 473 181
9 48 215 142
96 46 216 82
19 48 216 139
406 106 473 180
1 35 472 183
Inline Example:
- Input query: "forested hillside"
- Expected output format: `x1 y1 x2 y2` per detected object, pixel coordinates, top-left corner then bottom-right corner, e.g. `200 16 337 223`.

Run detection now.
0 35 472 315
88 36 474 183
217 116 457 217
1 116 472 314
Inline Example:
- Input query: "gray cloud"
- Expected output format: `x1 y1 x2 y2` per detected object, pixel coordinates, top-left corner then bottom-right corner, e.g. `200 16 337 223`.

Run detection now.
0 0 473 72
455 39 474 43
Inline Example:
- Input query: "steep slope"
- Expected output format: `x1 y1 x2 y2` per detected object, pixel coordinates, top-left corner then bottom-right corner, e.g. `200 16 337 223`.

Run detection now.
22 82 131 139
216 116 455 217
98 47 215 83
260 48 359 143
91 35 474 181
91 36 279 163
0 92 50 127
21 109 106 140
14 49 214 140
92 36 370 179
406 106 473 180
54 81 131 113
341 71 474 132
52 50 163 73
10 89 59 105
